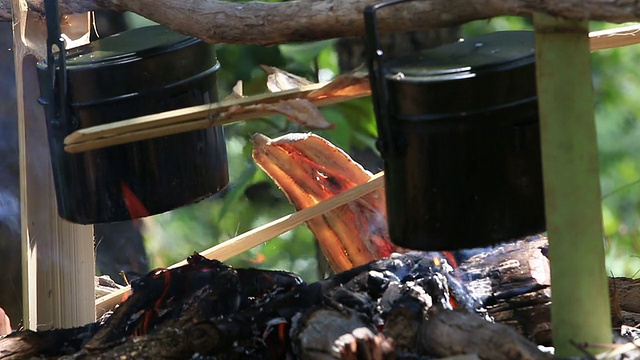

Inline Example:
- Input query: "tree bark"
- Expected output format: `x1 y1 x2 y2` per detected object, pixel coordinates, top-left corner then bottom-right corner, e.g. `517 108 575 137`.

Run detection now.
3 0 640 45
422 309 552 360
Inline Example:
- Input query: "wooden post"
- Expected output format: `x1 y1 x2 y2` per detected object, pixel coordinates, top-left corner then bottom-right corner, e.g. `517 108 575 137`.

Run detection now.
533 14 612 356
11 0 95 330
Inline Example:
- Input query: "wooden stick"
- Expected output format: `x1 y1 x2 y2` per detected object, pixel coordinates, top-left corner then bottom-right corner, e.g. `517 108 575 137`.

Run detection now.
64 82 369 153
594 338 640 360
589 24 640 51
96 171 385 317
13 2 96 330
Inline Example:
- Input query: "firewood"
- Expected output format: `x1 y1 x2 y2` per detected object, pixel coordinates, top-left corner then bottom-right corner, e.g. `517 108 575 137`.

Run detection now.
0 325 96 360
421 308 552 360
10 240 640 359
2 251 547 359
457 236 553 344
292 306 379 360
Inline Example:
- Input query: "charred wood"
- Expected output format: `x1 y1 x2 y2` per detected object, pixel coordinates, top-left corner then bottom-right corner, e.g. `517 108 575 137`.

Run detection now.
457 236 553 344
421 308 552 360
1 238 619 359
0 325 96 359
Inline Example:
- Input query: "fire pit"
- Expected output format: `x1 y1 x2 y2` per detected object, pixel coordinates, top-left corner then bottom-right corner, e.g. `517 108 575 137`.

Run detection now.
1 237 557 359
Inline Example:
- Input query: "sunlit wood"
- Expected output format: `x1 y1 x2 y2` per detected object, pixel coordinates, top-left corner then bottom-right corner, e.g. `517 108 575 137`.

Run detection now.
63 79 370 153
589 24 640 51
11 1 94 329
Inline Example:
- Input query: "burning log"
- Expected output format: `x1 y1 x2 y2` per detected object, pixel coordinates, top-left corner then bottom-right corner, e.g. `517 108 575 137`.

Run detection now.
5 237 640 359
457 236 553 345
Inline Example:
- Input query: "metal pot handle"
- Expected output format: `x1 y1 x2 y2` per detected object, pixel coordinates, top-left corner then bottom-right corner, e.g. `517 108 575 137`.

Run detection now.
42 0 68 126
364 0 421 157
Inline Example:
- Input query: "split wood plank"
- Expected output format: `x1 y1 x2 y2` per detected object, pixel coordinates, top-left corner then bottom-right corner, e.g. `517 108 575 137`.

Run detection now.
63 81 370 153
12 4 95 330
589 24 640 51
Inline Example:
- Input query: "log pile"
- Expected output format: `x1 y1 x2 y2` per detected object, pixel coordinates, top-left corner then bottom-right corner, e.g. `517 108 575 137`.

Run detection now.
0 239 551 360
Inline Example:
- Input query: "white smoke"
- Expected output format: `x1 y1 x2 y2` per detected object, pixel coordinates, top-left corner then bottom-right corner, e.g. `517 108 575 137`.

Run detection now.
0 190 19 235
0 21 19 237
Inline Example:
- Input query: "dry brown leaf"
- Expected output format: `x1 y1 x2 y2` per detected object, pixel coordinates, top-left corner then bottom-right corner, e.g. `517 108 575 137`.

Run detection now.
220 99 333 129
222 80 245 101
308 72 370 99
261 65 314 92
254 99 334 129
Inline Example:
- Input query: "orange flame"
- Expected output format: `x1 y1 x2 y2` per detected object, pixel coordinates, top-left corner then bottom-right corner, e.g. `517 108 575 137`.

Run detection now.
120 181 150 219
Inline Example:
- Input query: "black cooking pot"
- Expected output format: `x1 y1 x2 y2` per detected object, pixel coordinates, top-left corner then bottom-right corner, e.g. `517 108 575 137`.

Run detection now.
366 5 545 250
38 25 229 224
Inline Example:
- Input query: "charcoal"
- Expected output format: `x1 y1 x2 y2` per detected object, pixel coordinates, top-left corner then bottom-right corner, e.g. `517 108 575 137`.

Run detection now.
1 245 552 359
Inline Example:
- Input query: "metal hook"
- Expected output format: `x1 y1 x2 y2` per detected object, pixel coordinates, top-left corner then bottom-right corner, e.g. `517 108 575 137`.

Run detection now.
43 0 68 126
364 0 421 157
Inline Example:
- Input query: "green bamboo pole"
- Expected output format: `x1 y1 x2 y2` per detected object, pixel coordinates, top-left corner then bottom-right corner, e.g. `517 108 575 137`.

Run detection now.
533 14 611 357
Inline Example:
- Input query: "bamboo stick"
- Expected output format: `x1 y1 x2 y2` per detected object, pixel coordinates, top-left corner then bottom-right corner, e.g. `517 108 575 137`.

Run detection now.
64 82 370 153
594 337 640 360
589 24 640 51
65 83 325 145
96 171 385 317
534 13 612 357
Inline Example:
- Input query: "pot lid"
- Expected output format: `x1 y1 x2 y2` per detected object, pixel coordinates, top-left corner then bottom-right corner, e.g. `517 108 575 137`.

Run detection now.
385 31 535 82
37 25 218 104
65 25 196 67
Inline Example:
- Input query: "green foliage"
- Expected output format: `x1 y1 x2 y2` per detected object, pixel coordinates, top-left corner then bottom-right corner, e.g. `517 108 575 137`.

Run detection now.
592 29 640 276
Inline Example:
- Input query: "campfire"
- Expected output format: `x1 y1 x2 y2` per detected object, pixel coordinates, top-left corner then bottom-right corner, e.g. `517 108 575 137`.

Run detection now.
5 232 640 359
1 241 555 359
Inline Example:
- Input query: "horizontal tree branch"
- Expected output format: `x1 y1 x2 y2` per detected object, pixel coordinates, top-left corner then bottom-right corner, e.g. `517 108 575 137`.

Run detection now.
3 0 640 45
